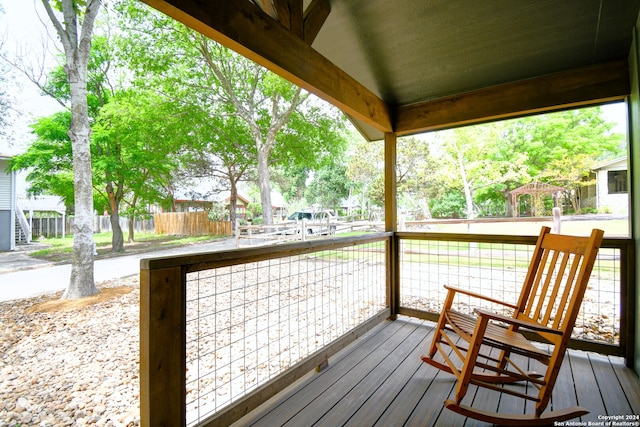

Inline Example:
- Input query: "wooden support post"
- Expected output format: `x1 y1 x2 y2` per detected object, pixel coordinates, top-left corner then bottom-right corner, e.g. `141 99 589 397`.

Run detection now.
384 132 397 233
384 132 400 319
140 264 186 426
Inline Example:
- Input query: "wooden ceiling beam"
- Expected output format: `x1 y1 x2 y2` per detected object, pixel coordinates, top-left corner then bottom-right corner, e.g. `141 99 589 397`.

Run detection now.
304 0 331 44
141 0 392 133
395 60 630 135
270 0 303 38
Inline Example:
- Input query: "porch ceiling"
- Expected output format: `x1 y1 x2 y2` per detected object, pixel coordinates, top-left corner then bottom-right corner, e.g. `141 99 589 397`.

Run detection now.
140 0 638 140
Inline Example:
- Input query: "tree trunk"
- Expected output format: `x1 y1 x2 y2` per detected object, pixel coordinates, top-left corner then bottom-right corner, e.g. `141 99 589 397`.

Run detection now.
127 194 137 242
110 211 124 252
257 144 274 225
64 72 98 298
45 0 101 299
106 183 124 252
229 176 238 226
455 148 475 220
423 199 433 219
128 215 135 243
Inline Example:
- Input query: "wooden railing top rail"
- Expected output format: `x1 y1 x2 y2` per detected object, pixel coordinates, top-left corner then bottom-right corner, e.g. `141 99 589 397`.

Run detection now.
396 231 633 247
141 232 392 272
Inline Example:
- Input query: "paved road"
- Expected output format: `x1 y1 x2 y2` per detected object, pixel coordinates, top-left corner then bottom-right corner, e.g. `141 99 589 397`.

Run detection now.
0 238 238 302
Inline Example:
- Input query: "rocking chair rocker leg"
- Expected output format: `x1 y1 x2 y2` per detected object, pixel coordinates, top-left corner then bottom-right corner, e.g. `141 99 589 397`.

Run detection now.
445 400 589 427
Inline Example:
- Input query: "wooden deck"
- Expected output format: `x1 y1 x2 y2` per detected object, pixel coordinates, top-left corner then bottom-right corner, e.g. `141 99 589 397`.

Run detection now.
234 316 640 427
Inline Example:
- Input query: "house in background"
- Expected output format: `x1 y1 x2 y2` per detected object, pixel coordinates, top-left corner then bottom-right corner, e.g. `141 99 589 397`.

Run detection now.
18 195 67 238
220 191 286 221
172 197 213 212
270 192 287 221
0 154 16 251
593 157 629 215
221 192 250 219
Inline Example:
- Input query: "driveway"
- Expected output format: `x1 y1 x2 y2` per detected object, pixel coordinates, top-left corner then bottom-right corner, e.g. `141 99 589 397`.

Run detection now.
0 238 238 302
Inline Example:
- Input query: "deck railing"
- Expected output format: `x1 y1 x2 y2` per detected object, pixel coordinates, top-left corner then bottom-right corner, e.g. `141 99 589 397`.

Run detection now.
396 232 635 357
140 231 634 426
140 234 390 426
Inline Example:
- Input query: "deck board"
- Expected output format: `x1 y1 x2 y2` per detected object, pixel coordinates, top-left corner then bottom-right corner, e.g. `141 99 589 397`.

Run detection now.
233 317 640 427
341 323 433 426
589 352 634 416
282 320 420 426
569 350 608 422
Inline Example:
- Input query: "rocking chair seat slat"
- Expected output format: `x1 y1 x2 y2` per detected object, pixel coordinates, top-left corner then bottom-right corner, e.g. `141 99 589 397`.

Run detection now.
446 310 548 357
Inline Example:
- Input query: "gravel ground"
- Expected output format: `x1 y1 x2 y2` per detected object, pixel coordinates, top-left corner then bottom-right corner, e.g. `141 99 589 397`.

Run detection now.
0 277 141 427
0 256 618 426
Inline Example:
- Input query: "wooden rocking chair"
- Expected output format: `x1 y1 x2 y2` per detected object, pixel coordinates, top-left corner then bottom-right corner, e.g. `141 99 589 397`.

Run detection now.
421 226 604 426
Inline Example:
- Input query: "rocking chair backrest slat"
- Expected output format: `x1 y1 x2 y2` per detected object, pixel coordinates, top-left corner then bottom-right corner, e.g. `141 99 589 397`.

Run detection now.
530 249 560 321
523 249 550 315
550 253 582 329
541 251 570 324
515 227 604 335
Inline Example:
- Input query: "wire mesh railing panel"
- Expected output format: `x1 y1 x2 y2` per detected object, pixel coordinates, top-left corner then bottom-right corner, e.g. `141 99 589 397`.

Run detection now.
184 241 387 425
400 240 530 317
576 247 620 343
399 238 621 346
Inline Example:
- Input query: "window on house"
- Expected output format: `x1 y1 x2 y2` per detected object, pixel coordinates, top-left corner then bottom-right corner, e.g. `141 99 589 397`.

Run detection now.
607 170 628 194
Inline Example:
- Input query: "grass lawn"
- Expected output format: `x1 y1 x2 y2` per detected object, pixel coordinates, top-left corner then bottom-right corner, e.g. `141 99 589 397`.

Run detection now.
427 218 629 237
29 232 229 263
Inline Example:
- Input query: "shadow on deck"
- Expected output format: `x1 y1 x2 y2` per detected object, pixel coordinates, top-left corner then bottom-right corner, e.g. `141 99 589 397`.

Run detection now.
234 317 640 427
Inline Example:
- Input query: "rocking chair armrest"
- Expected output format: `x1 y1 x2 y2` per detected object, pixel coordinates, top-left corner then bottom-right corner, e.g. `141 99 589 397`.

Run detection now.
444 285 519 310
473 308 563 335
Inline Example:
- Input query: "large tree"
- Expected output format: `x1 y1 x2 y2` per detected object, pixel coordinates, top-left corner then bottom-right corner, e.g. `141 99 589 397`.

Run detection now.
92 89 185 242
396 136 439 219
305 161 350 209
495 107 624 214
197 39 306 224
346 136 384 211
13 88 186 245
43 35 128 251
42 0 101 299
346 135 439 218
179 110 256 226
115 2 346 225
437 126 506 219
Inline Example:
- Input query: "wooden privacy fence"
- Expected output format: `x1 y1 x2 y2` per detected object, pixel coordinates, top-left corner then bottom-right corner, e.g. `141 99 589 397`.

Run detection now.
154 212 232 236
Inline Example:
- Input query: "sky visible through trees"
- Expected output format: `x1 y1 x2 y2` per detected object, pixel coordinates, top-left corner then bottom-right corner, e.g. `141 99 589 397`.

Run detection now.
0 1 628 148
0 0 626 226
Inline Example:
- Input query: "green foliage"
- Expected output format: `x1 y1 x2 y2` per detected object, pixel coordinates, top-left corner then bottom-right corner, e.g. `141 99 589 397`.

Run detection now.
246 203 263 219
250 216 264 225
473 187 506 217
430 191 466 218
49 0 88 14
10 112 76 210
11 86 185 216
272 164 310 202
305 161 350 209
114 2 349 223
368 175 385 208
43 35 112 116
92 89 184 211
422 106 626 218
207 204 227 221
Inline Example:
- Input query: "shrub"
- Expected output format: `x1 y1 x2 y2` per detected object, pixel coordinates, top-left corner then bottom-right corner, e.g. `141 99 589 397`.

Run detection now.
431 192 466 218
